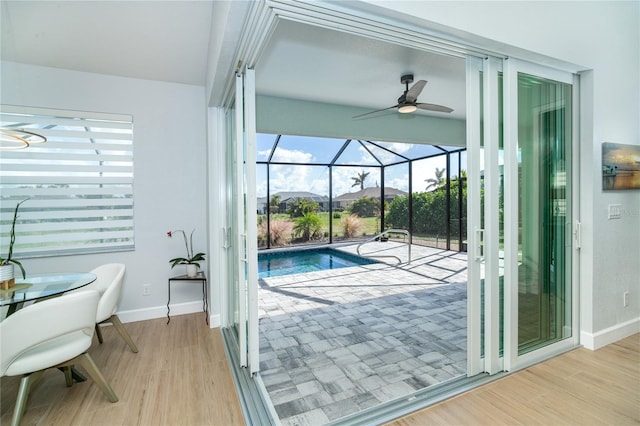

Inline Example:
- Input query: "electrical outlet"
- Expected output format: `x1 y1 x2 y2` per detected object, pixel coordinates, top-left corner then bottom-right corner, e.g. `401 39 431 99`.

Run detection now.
623 291 629 307
608 204 622 219
143 284 151 296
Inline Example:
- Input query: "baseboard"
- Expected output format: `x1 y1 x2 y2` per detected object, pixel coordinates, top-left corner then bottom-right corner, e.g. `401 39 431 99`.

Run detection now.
581 317 640 350
118 301 220 328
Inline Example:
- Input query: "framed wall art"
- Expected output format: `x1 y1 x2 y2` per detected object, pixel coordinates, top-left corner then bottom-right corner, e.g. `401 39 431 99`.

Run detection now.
602 142 640 190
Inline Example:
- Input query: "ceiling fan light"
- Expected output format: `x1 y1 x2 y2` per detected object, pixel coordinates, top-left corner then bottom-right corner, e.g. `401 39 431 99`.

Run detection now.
398 104 417 114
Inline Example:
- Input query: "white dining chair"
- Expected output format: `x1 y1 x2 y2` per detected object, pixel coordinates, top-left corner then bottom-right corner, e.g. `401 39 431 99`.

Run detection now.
0 290 118 426
82 263 138 353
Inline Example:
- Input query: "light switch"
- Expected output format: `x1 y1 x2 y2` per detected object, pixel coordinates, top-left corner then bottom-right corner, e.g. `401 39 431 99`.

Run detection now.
608 204 622 219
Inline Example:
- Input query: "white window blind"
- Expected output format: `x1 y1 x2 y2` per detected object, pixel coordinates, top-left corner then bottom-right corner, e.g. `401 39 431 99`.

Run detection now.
0 105 134 258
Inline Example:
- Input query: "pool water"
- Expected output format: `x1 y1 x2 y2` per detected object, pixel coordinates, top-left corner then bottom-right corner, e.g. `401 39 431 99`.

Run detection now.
258 248 378 279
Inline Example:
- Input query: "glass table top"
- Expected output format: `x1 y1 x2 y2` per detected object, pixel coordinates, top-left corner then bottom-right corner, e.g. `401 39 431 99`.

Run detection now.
0 273 97 307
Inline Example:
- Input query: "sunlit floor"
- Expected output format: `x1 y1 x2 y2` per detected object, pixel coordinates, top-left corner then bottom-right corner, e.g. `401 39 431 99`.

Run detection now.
258 242 468 425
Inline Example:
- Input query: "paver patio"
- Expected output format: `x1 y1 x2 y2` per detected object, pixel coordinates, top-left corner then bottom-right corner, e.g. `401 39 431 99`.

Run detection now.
258 242 469 425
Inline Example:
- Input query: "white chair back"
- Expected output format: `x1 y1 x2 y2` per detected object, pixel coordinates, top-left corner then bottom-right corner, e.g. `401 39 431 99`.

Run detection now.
87 263 125 323
1 290 99 377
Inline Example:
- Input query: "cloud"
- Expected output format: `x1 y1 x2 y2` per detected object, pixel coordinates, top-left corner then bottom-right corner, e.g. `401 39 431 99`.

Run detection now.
256 143 458 197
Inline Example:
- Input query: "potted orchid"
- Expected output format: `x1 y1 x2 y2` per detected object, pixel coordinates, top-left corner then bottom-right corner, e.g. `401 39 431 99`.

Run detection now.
167 229 206 277
1 199 28 288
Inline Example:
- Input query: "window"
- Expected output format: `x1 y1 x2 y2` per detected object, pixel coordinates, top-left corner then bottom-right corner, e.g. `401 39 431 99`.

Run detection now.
0 105 134 258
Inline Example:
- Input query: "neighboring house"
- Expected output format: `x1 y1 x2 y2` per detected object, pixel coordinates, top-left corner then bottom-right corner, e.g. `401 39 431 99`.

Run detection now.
334 187 407 210
257 191 330 214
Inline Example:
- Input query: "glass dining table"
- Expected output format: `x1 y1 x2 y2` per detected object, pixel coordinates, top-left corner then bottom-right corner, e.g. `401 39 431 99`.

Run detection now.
1 272 97 317
1 272 97 382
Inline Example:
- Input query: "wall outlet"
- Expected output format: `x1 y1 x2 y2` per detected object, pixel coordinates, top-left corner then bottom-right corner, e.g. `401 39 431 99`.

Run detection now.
608 204 622 219
143 284 151 296
623 291 629 307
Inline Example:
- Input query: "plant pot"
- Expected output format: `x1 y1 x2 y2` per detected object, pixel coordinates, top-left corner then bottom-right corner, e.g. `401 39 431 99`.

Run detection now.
0 264 15 290
186 264 198 278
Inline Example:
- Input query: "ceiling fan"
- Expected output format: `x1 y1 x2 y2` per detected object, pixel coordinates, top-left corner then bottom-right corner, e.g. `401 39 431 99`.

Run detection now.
352 73 453 119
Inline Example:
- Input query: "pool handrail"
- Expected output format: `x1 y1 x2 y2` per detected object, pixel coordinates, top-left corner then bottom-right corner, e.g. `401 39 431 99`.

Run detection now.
356 229 411 265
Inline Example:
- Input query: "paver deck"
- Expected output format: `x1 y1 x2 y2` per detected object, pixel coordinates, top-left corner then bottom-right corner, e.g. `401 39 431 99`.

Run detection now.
259 242 468 425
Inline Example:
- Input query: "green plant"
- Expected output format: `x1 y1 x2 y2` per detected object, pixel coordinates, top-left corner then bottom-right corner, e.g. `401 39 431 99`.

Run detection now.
1 199 29 279
286 198 320 218
349 196 380 218
167 229 206 268
293 213 322 241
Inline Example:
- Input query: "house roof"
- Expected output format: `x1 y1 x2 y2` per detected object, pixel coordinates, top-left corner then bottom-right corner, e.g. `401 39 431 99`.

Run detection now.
334 187 407 201
270 191 329 202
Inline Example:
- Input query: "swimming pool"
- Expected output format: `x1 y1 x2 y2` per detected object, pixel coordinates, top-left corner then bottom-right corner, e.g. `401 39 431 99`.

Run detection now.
258 248 378 279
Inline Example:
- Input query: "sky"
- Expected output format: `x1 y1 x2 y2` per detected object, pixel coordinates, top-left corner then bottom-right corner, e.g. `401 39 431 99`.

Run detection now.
256 134 464 199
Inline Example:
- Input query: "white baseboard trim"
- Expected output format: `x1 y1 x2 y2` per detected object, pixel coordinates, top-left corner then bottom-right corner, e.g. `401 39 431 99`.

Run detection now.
118 301 220 328
581 317 640 350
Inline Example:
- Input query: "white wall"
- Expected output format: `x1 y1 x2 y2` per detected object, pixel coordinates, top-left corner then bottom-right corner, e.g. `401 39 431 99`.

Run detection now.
1 61 212 324
361 0 640 347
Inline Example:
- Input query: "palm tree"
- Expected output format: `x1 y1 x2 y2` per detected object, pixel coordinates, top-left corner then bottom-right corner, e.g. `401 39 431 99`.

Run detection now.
269 194 281 214
351 170 370 190
425 167 446 191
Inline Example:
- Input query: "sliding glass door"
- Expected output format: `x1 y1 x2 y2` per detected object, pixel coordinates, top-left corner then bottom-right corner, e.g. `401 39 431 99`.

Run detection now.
225 69 260 374
469 57 577 375
503 59 578 370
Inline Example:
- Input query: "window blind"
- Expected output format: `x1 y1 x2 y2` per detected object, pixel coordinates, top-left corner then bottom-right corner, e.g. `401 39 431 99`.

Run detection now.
0 105 134 258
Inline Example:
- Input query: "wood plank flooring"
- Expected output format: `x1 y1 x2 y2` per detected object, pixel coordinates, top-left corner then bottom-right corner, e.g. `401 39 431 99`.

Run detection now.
2 313 638 426
388 333 640 426
0 313 244 426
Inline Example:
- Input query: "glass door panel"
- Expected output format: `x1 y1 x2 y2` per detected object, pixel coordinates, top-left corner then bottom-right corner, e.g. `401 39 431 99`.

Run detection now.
225 70 259 373
516 71 572 354
504 59 576 370
466 56 485 375
226 95 240 341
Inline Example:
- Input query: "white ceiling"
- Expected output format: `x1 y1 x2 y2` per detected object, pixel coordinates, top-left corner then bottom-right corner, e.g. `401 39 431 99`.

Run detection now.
1 1 466 119
1 1 214 85
257 20 466 119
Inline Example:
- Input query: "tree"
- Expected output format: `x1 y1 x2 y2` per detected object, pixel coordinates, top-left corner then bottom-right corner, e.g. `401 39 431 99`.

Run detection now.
293 213 322 241
349 196 380 218
269 194 281 214
286 198 319 218
425 167 446 191
351 170 370 190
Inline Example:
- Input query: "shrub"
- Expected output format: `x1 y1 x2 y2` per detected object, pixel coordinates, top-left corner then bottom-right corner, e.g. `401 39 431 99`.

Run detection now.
258 219 293 247
333 211 342 219
293 213 322 241
341 214 363 238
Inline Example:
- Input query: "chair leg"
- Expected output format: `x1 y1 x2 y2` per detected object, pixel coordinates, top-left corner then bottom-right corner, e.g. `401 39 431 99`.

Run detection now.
95 323 104 344
109 315 139 353
74 353 118 403
63 366 73 387
11 371 43 426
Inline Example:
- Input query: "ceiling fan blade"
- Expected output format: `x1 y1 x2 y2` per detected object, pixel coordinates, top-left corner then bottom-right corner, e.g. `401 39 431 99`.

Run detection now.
416 102 454 113
352 105 398 119
405 80 427 103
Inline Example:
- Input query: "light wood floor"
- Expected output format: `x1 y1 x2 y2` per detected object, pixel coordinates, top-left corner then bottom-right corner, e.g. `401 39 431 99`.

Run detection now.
0 313 244 426
388 333 640 426
1 313 638 426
